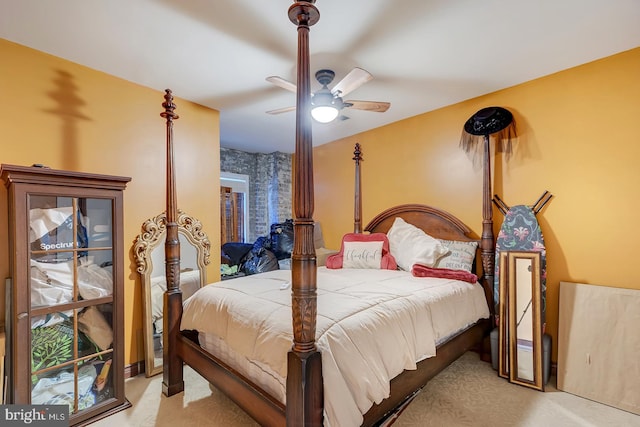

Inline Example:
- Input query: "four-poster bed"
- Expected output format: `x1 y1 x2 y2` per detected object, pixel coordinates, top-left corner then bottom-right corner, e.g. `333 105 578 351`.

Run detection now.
160 2 495 426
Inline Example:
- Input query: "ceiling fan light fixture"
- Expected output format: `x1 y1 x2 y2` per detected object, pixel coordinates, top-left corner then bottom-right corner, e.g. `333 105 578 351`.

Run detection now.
267 67 389 122
311 89 341 123
311 105 340 123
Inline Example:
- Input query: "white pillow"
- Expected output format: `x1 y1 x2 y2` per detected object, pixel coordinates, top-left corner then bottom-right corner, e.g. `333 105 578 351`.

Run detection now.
342 240 383 269
436 239 478 272
387 217 448 271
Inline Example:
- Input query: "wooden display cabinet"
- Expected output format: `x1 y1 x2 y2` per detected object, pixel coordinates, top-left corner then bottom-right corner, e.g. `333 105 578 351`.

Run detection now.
1 165 131 425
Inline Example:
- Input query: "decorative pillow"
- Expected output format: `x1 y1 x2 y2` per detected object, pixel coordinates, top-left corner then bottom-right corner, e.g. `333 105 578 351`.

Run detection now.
326 233 397 270
342 240 383 269
386 217 448 271
435 239 478 272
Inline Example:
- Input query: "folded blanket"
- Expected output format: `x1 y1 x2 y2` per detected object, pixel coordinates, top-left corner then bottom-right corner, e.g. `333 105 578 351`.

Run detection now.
411 264 478 284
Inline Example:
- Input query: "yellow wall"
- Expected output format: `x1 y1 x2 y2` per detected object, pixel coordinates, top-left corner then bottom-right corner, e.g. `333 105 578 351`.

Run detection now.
314 47 640 361
0 39 221 366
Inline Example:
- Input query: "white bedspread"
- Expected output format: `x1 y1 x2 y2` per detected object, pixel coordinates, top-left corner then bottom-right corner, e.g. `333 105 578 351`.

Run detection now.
181 267 489 427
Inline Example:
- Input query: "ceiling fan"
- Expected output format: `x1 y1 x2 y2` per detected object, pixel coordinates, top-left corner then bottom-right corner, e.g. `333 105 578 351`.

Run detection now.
266 67 390 123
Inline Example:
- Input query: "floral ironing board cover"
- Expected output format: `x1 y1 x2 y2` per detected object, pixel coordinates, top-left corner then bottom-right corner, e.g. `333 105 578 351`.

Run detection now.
494 204 547 325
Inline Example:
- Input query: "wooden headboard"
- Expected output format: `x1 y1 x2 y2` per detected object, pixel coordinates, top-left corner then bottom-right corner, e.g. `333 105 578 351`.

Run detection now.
365 204 477 242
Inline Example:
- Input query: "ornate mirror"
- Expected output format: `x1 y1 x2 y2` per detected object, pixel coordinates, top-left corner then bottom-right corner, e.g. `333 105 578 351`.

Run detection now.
133 210 210 376
498 251 543 390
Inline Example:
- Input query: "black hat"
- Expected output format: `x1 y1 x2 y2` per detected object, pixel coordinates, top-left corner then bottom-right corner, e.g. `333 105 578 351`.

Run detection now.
463 107 513 136
460 106 517 155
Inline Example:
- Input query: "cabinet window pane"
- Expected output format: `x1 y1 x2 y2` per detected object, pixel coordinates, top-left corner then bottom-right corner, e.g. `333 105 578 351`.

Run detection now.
29 196 79 262
29 196 115 309
31 314 77 372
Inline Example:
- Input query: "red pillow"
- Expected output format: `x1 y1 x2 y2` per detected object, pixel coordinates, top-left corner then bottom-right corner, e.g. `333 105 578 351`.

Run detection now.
326 233 397 270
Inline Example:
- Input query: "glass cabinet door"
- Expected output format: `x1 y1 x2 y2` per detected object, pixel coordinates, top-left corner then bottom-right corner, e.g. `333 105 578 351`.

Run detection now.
28 195 116 416
1 164 131 425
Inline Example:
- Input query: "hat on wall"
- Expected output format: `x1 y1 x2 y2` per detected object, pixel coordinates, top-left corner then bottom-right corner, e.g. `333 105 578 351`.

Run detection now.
460 106 517 154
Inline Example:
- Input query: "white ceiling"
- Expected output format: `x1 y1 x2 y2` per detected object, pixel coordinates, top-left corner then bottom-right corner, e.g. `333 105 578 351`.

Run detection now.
2 1 639 154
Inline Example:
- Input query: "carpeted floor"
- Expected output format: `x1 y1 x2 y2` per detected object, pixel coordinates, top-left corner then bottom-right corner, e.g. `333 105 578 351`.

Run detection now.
93 352 640 427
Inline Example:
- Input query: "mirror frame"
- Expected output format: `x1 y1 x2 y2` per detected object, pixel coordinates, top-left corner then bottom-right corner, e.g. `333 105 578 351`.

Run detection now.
499 251 543 390
498 251 510 379
133 209 211 376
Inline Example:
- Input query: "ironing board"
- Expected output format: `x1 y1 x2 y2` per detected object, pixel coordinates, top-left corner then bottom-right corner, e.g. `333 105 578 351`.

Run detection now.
493 192 551 327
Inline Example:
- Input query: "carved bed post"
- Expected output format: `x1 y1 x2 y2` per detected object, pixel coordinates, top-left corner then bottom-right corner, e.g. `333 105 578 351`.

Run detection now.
286 2 323 426
161 89 184 396
353 143 362 233
481 134 496 318
461 106 513 321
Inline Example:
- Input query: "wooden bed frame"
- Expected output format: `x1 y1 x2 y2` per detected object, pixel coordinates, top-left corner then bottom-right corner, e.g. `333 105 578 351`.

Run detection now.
160 2 495 426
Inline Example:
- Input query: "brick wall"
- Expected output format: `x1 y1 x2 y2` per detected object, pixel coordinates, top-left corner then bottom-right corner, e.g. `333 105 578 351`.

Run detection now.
220 148 292 242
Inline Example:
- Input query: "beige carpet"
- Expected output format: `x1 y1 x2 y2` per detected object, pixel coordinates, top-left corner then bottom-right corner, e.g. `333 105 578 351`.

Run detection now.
93 352 640 427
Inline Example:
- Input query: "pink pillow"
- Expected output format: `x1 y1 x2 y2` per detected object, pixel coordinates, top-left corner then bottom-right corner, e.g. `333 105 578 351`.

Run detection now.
326 233 397 270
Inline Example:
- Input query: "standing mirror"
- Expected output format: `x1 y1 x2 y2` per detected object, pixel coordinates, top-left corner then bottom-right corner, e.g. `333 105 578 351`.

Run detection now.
498 251 510 379
498 251 543 390
133 210 210 376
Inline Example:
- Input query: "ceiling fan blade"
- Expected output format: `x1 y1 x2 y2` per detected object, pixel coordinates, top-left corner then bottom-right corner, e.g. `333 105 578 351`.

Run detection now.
266 105 296 115
345 100 390 112
266 76 297 93
331 67 373 97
